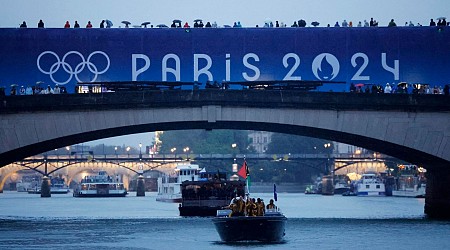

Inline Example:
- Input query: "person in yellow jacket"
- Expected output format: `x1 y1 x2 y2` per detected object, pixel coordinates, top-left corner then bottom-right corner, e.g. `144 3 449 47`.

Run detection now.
256 198 265 216
246 198 257 216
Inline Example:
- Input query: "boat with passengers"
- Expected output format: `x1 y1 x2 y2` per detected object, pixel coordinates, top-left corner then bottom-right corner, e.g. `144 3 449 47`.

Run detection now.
356 173 386 196
178 169 246 216
213 206 287 242
73 170 127 197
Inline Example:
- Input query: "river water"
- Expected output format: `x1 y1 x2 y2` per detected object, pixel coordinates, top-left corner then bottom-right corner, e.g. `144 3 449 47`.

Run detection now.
1 191 449 250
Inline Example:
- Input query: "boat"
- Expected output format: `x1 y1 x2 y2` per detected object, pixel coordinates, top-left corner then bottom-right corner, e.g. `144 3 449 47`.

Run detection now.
50 183 70 194
212 207 287 242
178 170 246 216
334 181 350 195
392 175 426 198
156 164 201 203
26 177 70 194
73 170 127 197
356 173 386 196
304 184 317 194
334 175 351 195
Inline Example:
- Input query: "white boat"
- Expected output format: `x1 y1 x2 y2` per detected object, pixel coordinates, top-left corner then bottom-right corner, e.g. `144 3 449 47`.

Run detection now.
26 177 70 194
156 164 201 203
50 183 70 194
17 181 33 192
392 175 426 198
356 173 386 196
73 171 127 197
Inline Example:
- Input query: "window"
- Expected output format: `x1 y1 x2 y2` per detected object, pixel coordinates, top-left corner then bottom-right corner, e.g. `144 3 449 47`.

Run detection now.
376 185 380 189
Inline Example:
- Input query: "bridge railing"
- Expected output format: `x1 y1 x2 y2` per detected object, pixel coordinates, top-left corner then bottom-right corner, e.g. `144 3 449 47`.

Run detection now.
19 153 393 162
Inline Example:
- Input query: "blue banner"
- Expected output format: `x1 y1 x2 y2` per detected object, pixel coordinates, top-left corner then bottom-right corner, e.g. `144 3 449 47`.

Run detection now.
0 27 448 93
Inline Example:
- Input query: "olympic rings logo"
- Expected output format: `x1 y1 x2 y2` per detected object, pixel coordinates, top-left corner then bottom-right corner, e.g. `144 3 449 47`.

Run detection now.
37 51 110 85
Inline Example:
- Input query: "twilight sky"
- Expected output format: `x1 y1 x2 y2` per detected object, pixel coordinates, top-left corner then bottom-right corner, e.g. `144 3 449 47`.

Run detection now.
1 0 447 147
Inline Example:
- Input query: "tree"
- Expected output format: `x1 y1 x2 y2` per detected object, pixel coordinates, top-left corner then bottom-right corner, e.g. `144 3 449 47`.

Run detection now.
266 134 333 154
158 130 252 154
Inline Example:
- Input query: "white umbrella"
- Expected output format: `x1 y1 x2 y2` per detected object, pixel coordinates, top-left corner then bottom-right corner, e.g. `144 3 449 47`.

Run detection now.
105 19 113 28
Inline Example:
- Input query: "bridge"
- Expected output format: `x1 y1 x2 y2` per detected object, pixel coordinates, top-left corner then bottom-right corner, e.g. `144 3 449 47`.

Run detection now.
2 152 394 192
1 90 449 218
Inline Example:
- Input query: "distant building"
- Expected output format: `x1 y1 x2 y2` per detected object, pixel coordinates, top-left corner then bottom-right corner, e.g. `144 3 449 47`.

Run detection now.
248 131 272 153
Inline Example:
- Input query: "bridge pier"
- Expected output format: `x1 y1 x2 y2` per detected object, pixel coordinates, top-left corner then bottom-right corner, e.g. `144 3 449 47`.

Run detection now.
425 167 450 219
136 175 145 197
40 176 51 198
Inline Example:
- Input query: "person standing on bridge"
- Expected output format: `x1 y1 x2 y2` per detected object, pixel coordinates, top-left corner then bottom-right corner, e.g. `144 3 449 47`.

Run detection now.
38 19 44 28
384 83 392 93
64 21 70 28
388 19 397 27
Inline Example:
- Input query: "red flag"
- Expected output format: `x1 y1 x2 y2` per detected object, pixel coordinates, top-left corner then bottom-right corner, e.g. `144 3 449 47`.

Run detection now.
237 160 248 179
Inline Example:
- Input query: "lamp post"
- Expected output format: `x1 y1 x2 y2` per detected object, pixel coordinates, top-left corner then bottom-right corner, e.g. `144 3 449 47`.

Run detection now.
171 147 177 160
231 143 237 160
183 147 190 160
126 146 130 157
139 143 142 159
114 146 118 160
324 143 331 174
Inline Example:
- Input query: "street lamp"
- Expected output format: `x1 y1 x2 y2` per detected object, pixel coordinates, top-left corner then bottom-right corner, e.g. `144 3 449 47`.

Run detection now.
231 143 237 160
171 147 177 160
324 143 331 174
126 146 131 157
65 146 70 161
139 143 142 159
183 147 190 159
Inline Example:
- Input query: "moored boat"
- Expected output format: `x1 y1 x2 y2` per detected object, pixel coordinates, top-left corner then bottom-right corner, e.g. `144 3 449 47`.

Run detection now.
356 173 386 196
212 208 287 242
156 164 201 203
392 175 426 198
73 171 127 197
26 177 70 194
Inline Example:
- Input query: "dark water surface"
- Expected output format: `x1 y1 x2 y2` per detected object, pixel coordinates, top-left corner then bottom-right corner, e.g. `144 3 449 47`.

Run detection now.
1 192 449 249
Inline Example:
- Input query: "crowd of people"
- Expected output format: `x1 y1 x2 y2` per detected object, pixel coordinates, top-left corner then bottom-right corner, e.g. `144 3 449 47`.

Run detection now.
16 17 449 29
226 195 277 217
350 83 450 95
3 84 66 96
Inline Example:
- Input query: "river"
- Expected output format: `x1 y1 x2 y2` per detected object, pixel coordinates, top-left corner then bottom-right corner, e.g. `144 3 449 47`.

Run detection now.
0 191 449 249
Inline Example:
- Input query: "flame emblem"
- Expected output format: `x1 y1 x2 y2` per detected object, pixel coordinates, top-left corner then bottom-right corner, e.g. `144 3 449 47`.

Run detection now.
312 53 340 81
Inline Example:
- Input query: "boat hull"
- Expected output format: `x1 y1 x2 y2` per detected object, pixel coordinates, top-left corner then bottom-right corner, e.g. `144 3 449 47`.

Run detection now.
179 206 222 216
357 191 385 196
73 192 127 197
392 190 425 198
212 215 287 242
156 197 182 203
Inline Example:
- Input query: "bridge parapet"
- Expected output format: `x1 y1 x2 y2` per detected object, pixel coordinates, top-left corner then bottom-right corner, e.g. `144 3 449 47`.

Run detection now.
1 90 450 113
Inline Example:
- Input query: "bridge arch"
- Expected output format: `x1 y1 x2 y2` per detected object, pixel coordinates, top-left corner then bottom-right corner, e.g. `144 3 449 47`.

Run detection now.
1 91 448 170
